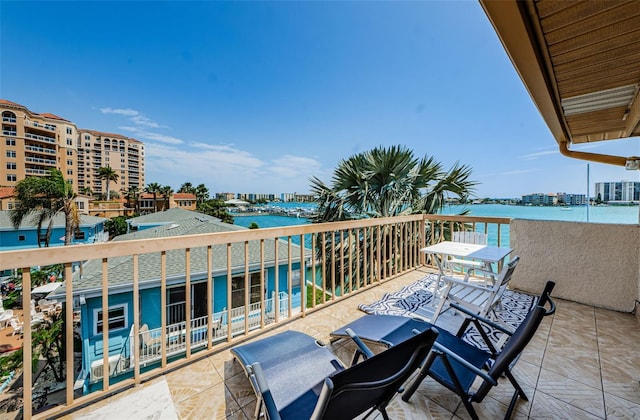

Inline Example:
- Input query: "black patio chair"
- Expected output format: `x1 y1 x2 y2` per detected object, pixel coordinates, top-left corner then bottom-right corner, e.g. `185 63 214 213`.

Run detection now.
401 280 556 420
231 326 439 420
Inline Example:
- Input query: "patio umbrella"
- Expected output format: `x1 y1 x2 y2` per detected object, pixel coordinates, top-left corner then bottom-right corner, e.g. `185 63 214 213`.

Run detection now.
31 282 63 296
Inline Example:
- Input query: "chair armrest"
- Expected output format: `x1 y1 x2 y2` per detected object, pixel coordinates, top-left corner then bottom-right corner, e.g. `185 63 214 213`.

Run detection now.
345 328 375 360
449 303 513 335
432 342 497 386
251 362 282 420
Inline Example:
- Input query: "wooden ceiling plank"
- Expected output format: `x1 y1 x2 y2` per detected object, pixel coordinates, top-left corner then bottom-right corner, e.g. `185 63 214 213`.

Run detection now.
551 27 640 65
560 76 640 99
555 49 640 79
539 0 630 33
534 0 585 19
543 2 640 45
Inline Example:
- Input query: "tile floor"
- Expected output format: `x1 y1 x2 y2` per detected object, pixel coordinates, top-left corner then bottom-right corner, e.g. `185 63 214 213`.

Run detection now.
61 268 640 419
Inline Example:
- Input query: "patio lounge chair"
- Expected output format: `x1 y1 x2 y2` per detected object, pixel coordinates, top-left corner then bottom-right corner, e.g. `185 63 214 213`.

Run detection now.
231 327 439 420
139 324 162 354
10 318 23 336
401 280 556 420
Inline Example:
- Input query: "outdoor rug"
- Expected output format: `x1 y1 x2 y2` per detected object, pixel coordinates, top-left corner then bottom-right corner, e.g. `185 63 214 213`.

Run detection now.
358 273 538 352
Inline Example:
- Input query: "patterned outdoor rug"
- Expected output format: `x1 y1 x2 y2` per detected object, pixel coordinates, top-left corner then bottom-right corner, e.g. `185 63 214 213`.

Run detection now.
358 274 538 351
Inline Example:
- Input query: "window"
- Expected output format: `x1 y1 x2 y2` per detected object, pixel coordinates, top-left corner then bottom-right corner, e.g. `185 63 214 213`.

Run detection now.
231 272 264 308
77 201 85 210
6 175 16 182
94 304 127 335
5 139 15 146
84 135 90 140
66 138 73 145
66 150 73 156
66 127 73 135
74 231 85 240
6 151 16 158
67 169 73 175
6 162 16 170
18 235 25 241
67 159 73 165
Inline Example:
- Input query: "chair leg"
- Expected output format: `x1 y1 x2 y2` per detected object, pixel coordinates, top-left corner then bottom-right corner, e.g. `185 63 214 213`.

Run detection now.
461 399 480 420
401 351 437 402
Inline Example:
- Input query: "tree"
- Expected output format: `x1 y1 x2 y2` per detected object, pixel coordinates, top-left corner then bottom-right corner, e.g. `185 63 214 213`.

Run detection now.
144 182 162 213
10 169 80 246
195 184 210 204
309 145 477 292
97 166 119 200
178 182 195 194
248 222 260 229
198 199 234 224
105 216 128 238
159 185 173 211
78 186 93 196
124 186 140 213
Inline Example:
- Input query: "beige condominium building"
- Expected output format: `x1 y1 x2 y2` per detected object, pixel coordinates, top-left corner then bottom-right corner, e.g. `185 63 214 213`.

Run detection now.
77 129 145 196
0 99 144 195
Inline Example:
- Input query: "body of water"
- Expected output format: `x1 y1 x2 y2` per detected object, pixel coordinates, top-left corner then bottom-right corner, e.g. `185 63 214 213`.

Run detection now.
233 203 639 247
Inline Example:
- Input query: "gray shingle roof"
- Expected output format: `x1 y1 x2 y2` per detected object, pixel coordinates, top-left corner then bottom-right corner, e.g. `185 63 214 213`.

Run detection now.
64 217 309 297
0 210 106 230
127 208 219 227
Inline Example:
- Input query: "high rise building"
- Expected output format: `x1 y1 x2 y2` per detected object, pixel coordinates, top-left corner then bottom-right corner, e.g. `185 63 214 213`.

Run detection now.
1 99 144 195
595 180 640 203
77 130 145 196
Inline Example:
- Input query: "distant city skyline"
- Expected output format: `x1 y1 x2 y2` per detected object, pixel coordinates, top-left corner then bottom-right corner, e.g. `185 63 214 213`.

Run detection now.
2 2 638 198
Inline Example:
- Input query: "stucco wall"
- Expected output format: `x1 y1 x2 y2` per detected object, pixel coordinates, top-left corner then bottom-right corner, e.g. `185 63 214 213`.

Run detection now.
510 219 639 312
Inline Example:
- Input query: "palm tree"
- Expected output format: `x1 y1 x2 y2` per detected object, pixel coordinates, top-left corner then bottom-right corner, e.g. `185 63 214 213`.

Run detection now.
10 169 80 247
177 182 195 194
78 186 93 196
144 182 162 213
195 184 210 205
97 166 119 200
159 185 173 211
310 145 477 292
124 185 140 213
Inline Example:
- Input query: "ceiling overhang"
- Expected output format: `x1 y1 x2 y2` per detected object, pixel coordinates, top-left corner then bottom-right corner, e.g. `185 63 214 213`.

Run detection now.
479 0 640 169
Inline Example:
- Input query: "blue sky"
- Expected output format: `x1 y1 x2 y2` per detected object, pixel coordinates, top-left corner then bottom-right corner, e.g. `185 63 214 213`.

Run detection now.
2 1 638 198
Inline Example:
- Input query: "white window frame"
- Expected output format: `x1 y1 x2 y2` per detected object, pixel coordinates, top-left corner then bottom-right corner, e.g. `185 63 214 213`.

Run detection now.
93 303 128 336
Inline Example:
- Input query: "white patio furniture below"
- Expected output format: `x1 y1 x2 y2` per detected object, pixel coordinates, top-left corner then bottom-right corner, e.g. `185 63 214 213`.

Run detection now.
421 241 513 323
0 310 13 329
10 318 23 336
436 256 520 325
447 232 489 276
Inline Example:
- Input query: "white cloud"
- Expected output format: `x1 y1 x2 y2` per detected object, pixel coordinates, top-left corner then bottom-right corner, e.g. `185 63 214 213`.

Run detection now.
101 106 165 129
118 126 184 145
143 144 321 193
100 107 139 116
520 149 558 160
131 115 163 128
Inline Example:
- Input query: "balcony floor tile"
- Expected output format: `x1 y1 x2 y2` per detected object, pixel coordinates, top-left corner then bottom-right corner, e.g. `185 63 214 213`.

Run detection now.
60 268 639 420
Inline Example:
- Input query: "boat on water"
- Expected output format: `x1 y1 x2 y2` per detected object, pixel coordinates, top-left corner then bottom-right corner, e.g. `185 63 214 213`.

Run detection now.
560 206 572 211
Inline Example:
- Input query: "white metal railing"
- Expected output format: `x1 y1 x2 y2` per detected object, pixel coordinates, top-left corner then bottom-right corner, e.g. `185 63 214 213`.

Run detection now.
25 168 51 175
2 117 16 123
25 145 56 154
25 156 56 165
25 132 56 143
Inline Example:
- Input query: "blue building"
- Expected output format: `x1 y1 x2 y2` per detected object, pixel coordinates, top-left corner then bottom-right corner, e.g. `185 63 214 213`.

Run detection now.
51 214 308 394
0 210 107 251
